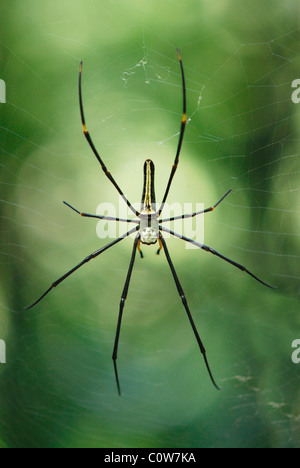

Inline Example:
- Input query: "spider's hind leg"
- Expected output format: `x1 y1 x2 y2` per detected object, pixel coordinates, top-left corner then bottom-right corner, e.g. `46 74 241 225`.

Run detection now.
137 239 144 258
156 237 163 255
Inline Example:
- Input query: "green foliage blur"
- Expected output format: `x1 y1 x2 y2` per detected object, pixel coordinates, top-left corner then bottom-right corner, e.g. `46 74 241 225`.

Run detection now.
0 0 300 448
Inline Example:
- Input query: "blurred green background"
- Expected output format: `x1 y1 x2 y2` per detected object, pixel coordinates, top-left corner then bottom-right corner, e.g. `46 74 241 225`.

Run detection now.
0 0 300 448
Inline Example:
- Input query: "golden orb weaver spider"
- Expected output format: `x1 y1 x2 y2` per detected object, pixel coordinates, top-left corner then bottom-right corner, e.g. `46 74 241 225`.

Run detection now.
26 49 275 395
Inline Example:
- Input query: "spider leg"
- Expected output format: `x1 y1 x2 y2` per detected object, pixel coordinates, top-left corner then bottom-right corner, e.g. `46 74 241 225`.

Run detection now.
158 49 187 216
156 236 163 255
24 226 138 310
63 201 139 223
112 234 140 395
137 238 144 258
161 226 276 289
159 234 221 390
79 62 139 217
159 189 232 223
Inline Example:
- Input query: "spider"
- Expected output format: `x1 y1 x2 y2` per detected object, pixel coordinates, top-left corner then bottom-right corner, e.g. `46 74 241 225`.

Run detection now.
26 49 275 394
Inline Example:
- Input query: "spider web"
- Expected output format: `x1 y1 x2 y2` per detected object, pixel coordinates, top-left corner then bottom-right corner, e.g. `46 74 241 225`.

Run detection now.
0 0 300 449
